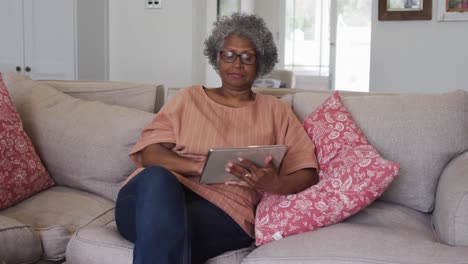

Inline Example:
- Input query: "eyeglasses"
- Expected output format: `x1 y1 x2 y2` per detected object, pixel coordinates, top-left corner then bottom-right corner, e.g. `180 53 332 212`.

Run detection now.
219 51 256 65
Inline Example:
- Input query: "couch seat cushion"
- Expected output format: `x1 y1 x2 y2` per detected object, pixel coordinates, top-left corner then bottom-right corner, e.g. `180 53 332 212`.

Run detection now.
0 215 42 264
66 218 133 264
66 209 255 264
1 186 114 261
243 201 468 264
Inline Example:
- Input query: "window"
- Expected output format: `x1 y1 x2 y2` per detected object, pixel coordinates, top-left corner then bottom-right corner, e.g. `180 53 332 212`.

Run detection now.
285 0 330 77
218 0 240 17
334 0 372 92
282 0 372 91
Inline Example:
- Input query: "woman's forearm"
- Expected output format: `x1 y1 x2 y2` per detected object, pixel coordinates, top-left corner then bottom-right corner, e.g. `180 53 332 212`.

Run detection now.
141 143 202 176
275 168 319 194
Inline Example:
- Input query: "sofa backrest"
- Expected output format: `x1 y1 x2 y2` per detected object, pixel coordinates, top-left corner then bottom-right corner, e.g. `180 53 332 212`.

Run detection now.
42 80 165 113
286 89 468 213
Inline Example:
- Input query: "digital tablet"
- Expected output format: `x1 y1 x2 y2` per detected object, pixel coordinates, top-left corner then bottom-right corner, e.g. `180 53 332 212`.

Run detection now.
200 145 288 184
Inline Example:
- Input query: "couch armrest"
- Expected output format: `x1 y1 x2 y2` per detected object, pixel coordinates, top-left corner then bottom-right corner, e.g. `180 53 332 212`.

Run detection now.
432 151 468 246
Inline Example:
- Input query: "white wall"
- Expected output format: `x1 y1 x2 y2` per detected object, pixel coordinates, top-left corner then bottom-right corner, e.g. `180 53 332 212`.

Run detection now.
204 0 221 88
108 0 195 87
192 1 207 85
76 0 108 80
369 3 468 93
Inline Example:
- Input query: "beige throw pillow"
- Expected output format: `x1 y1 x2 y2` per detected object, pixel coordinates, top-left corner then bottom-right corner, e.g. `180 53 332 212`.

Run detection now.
5 73 155 201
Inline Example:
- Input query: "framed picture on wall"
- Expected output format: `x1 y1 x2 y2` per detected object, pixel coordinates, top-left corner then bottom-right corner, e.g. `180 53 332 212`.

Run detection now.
217 0 240 17
438 0 468 21
378 0 432 20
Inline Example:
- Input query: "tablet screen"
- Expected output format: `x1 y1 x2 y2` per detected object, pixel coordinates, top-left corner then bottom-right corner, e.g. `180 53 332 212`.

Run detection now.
200 145 287 184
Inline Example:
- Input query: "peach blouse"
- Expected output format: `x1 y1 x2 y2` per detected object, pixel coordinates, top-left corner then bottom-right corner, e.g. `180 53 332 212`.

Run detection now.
126 85 317 237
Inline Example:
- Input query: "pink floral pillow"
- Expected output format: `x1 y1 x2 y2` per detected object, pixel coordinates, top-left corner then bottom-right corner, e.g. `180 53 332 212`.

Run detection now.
0 73 54 210
255 91 399 245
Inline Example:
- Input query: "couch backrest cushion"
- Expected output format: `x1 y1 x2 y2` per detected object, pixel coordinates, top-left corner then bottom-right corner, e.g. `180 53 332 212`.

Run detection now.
5 73 155 201
289 90 468 212
42 80 165 113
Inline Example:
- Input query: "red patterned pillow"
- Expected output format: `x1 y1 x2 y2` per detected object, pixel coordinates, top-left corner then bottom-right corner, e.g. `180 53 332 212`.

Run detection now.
255 91 399 245
0 73 54 210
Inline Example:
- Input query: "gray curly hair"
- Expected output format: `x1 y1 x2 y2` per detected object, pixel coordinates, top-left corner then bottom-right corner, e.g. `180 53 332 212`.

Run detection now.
204 12 278 78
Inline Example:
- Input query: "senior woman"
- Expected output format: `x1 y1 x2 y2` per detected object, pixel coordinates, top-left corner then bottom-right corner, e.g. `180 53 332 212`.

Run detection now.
115 13 318 264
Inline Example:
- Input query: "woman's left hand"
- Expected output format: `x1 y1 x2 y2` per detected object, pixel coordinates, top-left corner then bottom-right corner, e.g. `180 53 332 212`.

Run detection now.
225 156 282 193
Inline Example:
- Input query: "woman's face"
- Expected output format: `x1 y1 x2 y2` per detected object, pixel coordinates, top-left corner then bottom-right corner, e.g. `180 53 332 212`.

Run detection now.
218 34 257 91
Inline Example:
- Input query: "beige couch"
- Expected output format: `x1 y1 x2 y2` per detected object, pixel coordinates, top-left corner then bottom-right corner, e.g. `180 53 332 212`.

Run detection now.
1 75 467 264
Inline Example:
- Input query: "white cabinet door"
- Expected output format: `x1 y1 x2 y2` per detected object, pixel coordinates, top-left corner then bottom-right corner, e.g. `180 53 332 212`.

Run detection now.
0 0 76 80
0 0 108 81
0 0 24 75
23 0 76 80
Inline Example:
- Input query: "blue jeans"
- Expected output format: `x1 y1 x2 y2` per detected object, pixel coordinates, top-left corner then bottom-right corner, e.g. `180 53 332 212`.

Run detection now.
115 166 253 264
